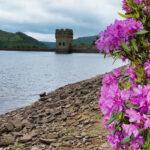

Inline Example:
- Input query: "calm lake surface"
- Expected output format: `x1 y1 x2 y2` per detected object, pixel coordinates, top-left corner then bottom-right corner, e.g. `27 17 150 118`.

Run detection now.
0 51 126 114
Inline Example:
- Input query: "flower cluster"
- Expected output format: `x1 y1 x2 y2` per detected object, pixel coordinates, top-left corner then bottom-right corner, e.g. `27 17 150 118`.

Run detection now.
97 0 150 149
122 0 150 16
96 19 142 54
134 0 143 5
143 7 150 15
122 0 132 13
99 65 150 149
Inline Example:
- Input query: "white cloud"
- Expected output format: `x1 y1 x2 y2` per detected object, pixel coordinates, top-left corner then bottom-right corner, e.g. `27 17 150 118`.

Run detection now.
25 32 55 42
0 0 122 41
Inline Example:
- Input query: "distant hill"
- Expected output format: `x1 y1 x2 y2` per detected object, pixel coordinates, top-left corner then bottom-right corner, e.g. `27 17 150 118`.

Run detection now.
0 29 98 50
73 35 97 46
0 30 48 50
42 35 98 49
42 42 56 49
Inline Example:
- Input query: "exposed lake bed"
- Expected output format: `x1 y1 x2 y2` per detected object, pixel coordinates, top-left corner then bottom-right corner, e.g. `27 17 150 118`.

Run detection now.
0 74 111 150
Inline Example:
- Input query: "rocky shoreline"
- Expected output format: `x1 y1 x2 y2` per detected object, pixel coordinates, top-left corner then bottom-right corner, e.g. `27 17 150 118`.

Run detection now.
0 75 111 150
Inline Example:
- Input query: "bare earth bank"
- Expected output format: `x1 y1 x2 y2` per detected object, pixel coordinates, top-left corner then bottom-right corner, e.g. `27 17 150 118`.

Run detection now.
0 75 111 150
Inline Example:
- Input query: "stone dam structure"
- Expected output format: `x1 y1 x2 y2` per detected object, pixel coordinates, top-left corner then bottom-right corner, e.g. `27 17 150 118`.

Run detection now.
55 29 73 53
55 29 98 53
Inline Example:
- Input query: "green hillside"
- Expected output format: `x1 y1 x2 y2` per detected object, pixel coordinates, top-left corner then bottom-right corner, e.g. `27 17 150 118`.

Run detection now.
73 35 97 46
0 30 48 50
0 29 98 50
43 35 98 49
42 41 56 49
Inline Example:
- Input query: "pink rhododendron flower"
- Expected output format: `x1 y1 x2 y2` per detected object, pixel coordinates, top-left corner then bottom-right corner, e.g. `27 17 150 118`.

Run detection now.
131 136 144 150
134 0 143 4
143 7 150 15
96 19 143 53
122 124 139 137
144 117 150 129
122 0 132 13
144 60 150 77
113 68 121 78
126 109 141 123
107 132 122 150
120 89 131 101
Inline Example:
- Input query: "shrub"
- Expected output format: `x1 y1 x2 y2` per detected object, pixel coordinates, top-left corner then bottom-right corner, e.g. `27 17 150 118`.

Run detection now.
96 0 150 149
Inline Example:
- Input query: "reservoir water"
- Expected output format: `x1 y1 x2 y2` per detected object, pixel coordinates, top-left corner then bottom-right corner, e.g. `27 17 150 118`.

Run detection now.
0 51 126 114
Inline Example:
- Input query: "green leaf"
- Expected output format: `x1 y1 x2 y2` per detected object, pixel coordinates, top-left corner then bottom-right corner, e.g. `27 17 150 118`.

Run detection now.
108 113 117 125
136 29 149 35
125 101 139 109
15 142 23 150
108 112 124 125
131 39 138 51
121 43 130 54
122 137 132 144
104 53 107 58
118 12 128 18
119 80 131 90
135 67 145 83
143 131 150 149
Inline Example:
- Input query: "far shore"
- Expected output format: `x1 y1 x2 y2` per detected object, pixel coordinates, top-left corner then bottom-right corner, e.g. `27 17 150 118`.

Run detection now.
0 48 99 53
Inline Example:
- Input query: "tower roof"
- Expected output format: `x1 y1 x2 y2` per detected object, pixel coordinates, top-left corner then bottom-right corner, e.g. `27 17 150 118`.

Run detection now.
55 29 73 35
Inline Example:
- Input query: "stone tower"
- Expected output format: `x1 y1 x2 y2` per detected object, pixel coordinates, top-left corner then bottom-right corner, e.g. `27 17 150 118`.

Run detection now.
55 29 73 53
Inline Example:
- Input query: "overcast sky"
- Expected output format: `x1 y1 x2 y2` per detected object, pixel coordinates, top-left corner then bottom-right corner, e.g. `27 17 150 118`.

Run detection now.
0 0 122 42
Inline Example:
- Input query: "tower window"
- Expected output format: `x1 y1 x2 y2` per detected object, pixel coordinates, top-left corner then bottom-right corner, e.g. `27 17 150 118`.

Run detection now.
59 42 61 46
63 42 65 46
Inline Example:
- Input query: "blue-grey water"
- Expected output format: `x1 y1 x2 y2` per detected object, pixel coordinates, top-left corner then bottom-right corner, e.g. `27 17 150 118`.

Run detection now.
0 51 126 114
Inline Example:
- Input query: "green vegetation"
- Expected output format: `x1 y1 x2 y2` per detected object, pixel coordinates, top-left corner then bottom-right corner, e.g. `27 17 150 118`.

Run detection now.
42 41 56 49
43 35 98 49
0 29 97 50
15 142 23 150
73 35 97 47
0 30 48 50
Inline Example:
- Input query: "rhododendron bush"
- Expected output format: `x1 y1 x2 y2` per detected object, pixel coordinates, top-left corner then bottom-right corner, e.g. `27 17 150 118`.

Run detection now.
96 0 150 149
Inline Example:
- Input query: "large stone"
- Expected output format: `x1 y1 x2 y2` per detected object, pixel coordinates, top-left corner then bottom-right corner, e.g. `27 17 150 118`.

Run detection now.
0 134 15 146
12 119 23 132
46 133 58 139
46 116 55 123
5 122 14 132
39 92 46 98
50 143 61 148
62 135 74 141
40 138 57 145
19 134 32 143
61 141 72 147
31 146 40 150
